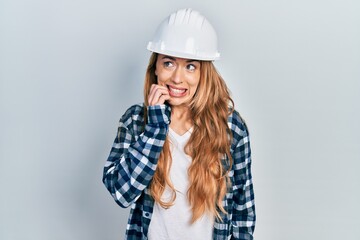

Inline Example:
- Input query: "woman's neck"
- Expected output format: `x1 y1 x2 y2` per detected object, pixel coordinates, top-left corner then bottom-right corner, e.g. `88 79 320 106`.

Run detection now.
171 105 191 120
169 105 193 135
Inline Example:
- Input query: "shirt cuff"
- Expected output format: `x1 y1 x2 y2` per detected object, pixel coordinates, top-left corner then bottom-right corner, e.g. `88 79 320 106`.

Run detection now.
147 104 171 125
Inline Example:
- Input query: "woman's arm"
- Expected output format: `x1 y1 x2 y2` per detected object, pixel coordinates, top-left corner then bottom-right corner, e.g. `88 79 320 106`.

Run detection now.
230 112 256 240
102 104 171 208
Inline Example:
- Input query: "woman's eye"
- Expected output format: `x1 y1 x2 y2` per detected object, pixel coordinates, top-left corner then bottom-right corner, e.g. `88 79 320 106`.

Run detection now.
187 64 196 71
164 61 174 68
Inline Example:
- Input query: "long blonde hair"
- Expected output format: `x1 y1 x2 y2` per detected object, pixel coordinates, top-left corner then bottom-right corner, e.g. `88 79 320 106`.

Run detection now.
144 53 234 223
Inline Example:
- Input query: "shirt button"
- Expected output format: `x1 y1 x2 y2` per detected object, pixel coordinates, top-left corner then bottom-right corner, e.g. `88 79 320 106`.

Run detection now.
145 213 150 217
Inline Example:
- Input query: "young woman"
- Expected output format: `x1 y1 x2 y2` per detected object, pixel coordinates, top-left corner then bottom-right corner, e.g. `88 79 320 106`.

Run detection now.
103 8 256 240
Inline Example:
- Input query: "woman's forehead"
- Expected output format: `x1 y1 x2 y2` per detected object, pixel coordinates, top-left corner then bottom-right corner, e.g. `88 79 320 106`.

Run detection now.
158 54 200 63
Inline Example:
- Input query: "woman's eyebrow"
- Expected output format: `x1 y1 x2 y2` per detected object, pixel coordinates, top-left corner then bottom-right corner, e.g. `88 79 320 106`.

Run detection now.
161 56 176 61
186 59 200 63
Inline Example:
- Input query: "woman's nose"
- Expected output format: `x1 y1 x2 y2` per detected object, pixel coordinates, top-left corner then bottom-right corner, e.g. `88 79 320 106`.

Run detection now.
171 67 183 84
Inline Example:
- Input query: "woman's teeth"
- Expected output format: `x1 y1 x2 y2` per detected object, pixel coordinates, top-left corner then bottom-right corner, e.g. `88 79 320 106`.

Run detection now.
168 86 186 94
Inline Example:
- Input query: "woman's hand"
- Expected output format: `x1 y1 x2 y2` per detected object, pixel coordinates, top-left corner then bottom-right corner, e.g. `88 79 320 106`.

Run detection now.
148 84 170 106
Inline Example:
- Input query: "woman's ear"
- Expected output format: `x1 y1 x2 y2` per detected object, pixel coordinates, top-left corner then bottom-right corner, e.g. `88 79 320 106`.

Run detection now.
155 68 158 76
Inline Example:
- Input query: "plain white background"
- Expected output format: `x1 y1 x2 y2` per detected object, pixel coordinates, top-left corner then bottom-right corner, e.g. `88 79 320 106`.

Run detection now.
1 0 359 239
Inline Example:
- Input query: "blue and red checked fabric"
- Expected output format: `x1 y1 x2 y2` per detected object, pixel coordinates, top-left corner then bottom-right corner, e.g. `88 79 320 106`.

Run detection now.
103 104 255 240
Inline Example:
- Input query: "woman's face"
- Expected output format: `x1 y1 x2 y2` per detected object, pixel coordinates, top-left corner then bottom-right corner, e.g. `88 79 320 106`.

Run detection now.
155 54 201 107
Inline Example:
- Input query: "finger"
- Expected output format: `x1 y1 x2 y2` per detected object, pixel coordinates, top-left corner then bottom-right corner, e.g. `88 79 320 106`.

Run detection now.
149 87 164 106
149 88 169 105
158 93 171 104
148 84 157 102
148 85 169 105
149 84 157 97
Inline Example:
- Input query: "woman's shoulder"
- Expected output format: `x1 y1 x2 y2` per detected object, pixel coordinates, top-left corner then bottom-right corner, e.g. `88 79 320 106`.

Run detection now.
228 108 250 139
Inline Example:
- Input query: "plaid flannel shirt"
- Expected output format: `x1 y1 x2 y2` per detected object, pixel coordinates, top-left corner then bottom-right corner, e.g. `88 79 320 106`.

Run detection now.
103 104 256 240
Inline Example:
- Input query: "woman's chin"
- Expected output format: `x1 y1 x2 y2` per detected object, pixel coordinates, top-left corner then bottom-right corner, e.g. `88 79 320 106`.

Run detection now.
166 98 190 107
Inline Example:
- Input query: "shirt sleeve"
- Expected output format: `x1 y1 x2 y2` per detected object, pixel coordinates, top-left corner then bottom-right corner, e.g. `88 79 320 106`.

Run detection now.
231 113 256 240
102 104 171 208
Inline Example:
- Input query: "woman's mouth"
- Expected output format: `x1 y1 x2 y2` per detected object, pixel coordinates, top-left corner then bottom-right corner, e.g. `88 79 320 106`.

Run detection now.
167 85 187 97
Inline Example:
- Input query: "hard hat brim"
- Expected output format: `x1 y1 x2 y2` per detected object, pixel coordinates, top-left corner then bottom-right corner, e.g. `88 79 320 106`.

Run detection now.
147 44 220 61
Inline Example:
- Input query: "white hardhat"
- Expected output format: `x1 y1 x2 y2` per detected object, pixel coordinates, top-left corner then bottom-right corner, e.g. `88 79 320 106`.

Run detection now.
147 8 220 61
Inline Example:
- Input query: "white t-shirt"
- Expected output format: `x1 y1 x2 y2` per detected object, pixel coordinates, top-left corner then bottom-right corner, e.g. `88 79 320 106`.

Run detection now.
148 127 214 240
